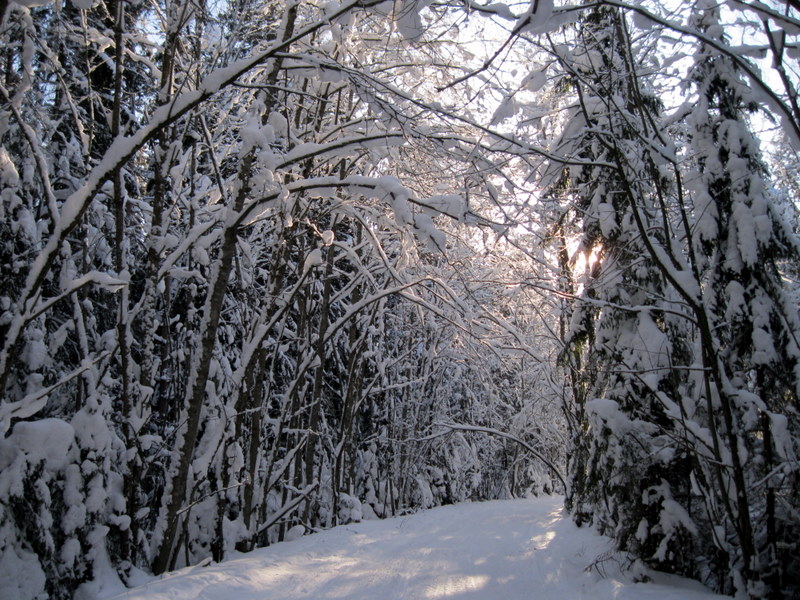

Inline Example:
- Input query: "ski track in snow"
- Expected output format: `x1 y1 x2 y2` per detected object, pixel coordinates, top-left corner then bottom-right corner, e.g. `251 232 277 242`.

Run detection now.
102 497 729 600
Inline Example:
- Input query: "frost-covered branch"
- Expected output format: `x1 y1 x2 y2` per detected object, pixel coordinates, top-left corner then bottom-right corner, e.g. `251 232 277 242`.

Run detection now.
430 422 567 490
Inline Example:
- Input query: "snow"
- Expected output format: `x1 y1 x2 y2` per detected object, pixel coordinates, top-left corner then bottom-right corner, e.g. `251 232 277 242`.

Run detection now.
0 546 47 600
769 413 794 461
99 498 728 600
303 248 324 274
11 0 54 6
395 0 429 41
490 95 518 125
522 69 548 92
5 418 77 472
466 1 515 20
597 202 617 238
320 230 335 246
517 0 555 35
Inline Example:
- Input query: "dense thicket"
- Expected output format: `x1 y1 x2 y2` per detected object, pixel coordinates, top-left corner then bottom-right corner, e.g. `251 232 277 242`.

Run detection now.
0 2 563 598
0 1 799 599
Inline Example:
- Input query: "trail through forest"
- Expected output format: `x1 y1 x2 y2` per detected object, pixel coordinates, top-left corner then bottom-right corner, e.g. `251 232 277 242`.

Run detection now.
97 497 729 600
4 1 800 597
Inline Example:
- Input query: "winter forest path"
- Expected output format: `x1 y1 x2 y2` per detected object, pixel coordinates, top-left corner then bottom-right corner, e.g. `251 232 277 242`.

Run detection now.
102 497 729 600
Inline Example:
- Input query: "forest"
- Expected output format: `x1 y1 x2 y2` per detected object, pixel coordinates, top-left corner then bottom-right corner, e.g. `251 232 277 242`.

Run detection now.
0 0 799 598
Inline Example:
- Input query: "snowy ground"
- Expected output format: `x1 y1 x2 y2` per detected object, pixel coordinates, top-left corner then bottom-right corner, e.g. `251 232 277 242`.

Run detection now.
98 497 729 600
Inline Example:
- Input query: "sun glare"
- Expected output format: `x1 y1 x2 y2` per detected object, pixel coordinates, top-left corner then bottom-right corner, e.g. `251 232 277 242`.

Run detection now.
568 239 602 280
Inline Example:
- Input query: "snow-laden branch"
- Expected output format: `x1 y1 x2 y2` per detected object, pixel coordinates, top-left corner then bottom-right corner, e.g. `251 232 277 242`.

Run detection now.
27 271 127 321
0 352 111 431
430 422 567 490
599 0 800 146
729 0 800 31
0 0 384 395
234 174 475 231
175 480 250 517
282 51 618 169
256 482 318 535
0 82 59 229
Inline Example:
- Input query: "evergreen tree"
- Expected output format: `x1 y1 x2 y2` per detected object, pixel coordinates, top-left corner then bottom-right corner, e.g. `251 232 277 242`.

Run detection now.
681 2 800 595
546 5 697 576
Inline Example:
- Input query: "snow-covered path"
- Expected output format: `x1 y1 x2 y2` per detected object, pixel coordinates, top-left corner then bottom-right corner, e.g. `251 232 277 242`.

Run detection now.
102 497 728 600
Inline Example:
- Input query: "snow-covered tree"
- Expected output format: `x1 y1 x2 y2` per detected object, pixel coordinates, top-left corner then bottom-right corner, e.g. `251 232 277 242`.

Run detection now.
676 2 800 594
539 2 699 578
